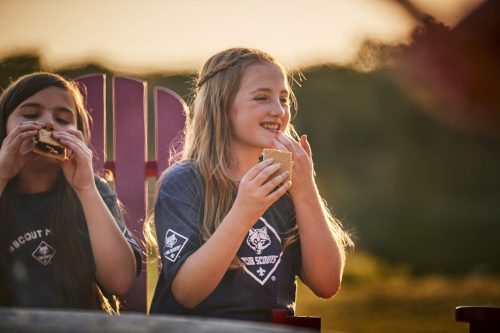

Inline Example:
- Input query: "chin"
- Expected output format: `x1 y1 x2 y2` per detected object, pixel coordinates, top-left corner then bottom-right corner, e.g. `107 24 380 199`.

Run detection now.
258 140 275 149
32 154 61 166
262 136 278 148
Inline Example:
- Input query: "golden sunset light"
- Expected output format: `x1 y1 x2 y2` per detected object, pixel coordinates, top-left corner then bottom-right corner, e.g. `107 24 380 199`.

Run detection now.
0 0 485 73
1 1 498 332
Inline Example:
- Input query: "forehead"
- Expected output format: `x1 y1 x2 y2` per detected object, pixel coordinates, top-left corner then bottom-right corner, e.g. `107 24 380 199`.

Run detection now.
20 86 76 110
240 62 288 91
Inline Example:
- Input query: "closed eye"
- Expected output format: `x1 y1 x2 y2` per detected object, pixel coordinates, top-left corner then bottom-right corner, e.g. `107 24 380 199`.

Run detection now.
23 113 39 120
54 109 75 126
254 95 268 101
56 117 70 125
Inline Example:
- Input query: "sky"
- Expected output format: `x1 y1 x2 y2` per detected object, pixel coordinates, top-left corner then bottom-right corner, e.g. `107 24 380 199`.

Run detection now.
0 0 486 74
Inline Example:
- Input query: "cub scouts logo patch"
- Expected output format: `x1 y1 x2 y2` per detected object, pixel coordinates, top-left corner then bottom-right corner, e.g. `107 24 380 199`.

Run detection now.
247 226 272 254
163 229 188 262
239 217 283 285
32 241 56 266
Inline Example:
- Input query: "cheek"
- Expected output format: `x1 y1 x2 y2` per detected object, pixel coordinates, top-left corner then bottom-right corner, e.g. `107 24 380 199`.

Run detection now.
283 111 291 129
59 119 78 131
5 116 18 135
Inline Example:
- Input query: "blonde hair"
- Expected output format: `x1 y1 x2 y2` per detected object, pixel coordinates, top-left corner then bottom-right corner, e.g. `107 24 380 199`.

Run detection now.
182 48 293 243
183 47 352 258
146 48 352 270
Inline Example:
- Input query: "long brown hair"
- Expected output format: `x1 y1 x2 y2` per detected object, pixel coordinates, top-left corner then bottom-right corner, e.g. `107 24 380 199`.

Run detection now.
0 72 117 312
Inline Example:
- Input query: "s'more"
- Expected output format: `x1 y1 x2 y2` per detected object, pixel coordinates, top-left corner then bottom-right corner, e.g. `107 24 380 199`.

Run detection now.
262 148 293 181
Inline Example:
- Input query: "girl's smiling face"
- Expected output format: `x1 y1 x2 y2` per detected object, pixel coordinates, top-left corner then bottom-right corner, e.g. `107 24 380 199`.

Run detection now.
229 62 290 156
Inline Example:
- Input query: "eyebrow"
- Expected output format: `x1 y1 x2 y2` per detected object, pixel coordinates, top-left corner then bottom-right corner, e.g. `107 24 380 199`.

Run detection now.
250 88 289 94
19 102 75 114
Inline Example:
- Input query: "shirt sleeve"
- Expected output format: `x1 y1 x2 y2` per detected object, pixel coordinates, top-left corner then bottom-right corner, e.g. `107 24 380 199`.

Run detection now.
154 163 204 292
94 176 143 276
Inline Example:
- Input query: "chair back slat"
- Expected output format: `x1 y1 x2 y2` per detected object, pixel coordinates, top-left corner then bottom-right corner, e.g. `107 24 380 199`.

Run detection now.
111 77 148 313
75 74 187 313
112 77 147 236
76 74 106 171
154 86 187 175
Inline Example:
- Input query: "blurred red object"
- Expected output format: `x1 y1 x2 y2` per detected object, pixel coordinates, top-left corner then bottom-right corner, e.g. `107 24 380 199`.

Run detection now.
399 0 500 138
271 309 321 331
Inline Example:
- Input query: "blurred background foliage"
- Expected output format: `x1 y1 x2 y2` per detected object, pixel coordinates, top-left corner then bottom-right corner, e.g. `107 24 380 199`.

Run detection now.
292 65 500 276
298 252 500 333
2 14 499 329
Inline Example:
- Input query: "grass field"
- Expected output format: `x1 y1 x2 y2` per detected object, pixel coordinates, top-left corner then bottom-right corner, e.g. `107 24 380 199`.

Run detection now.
295 252 500 333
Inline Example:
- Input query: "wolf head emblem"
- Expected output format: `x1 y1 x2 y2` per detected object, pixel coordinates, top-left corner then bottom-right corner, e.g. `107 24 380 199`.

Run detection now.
247 227 271 254
164 233 177 248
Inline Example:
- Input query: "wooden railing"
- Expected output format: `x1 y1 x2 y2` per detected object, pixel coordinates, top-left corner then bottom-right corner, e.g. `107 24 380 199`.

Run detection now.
0 308 319 333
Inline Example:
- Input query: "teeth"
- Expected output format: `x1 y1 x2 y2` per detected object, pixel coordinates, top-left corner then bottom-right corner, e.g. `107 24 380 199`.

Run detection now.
263 123 279 130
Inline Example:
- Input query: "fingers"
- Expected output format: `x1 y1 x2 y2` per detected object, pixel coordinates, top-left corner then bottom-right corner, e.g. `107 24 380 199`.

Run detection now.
266 180 292 201
274 133 298 155
242 159 291 194
4 122 42 145
52 129 85 143
262 170 290 194
52 131 91 161
243 157 275 181
63 129 85 141
252 162 283 186
272 138 288 152
300 134 312 157
275 133 312 160
4 126 40 157
11 130 38 150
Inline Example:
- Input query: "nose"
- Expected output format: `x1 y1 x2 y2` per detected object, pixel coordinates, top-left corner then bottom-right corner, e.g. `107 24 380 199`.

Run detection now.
270 100 286 118
39 113 55 130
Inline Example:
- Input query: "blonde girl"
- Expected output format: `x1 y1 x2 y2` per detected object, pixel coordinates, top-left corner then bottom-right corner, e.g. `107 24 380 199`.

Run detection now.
150 48 352 321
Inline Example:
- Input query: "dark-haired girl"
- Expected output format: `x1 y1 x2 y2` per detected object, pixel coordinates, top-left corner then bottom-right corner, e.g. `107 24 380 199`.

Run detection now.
0 72 141 312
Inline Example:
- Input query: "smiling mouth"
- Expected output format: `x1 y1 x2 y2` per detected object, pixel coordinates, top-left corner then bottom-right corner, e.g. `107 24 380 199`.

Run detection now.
261 123 280 132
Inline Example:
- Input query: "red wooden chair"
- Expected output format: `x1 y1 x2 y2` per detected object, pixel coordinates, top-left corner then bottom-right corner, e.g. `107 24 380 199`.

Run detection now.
76 74 187 312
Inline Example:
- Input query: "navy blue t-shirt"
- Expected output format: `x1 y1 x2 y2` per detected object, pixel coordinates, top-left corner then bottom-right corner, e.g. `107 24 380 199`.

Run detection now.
150 161 301 322
3 176 142 307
